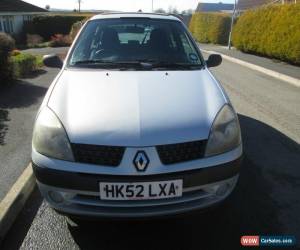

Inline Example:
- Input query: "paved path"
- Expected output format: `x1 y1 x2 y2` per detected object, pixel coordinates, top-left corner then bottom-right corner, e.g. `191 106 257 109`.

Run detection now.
22 47 69 56
199 43 300 80
1 53 300 250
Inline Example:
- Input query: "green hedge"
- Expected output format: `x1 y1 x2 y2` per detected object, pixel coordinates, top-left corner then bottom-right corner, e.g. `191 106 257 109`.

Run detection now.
189 12 231 45
11 53 42 78
69 19 88 40
26 15 88 40
232 4 300 64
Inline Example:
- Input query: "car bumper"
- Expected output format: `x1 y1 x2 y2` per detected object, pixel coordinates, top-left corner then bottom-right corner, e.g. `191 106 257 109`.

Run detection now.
32 155 242 218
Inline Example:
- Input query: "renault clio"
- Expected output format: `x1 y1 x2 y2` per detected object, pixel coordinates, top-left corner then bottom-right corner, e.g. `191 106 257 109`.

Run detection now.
32 13 242 217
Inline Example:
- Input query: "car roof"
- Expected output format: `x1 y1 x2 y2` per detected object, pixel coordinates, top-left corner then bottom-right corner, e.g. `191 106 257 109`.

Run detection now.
90 12 182 22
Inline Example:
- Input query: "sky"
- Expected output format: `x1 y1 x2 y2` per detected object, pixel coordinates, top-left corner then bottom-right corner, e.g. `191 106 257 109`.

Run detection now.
23 0 234 12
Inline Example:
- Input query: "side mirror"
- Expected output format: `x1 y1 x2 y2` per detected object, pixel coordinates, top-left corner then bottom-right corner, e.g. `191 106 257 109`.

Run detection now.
43 54 63 68
206 54 222 68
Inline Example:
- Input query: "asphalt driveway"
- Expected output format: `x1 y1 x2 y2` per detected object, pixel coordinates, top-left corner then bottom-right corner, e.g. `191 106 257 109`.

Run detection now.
1 52 300 250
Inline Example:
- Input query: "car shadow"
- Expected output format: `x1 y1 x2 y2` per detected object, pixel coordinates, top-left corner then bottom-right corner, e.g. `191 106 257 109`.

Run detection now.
0 80 47 109
20 69 48 79
0 80 47 145
0 187 43 249
65 114 300 250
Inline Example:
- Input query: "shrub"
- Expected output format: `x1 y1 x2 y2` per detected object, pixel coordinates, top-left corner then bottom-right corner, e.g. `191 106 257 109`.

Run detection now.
26 41 51 49
232 4 300 64
0 33 15 55
49 34 72 47
27 15 88 40
69 19 88 41
11 53 41 78
35 55 43 68
11 49 21 56
189 12 231 45
0 32 15 84
27 34 43 47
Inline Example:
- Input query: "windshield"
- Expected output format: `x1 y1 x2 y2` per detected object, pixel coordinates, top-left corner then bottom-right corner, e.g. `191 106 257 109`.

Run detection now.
68 18 203 70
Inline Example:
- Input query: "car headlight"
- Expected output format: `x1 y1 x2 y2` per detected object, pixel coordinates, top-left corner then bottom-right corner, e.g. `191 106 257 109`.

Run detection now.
205 104 241 157
32 107 74 161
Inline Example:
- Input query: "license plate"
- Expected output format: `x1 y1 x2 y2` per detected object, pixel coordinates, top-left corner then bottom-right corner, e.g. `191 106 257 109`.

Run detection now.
99 180 183 201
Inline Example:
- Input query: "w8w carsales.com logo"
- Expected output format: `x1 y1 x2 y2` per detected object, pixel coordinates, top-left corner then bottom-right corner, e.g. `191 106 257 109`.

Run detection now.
241 235 297 247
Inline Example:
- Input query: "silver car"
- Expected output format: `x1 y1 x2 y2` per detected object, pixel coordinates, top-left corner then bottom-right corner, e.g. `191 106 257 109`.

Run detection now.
32 13 242 218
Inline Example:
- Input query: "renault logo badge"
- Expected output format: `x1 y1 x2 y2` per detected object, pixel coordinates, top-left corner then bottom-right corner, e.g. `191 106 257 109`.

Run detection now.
133 151 149 171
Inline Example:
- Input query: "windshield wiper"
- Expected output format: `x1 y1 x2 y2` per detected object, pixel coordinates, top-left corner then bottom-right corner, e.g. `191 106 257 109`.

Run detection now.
71 60 202 70
135 59 203 69
71 60 152 69
150 61 202 70
72 60 104 65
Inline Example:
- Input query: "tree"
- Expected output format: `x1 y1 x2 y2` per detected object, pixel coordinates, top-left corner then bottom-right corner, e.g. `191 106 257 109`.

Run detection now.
154 8 166 13
45 5 50 10
181 9 193 15
172 8 179 15
168 6 179 14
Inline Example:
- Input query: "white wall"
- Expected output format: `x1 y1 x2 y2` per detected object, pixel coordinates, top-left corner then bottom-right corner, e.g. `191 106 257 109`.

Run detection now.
0 13 44 35
0 15 22 34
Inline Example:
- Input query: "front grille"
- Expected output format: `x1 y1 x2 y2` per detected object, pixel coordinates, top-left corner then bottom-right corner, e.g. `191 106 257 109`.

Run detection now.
71 143 125 167
156 140 207 165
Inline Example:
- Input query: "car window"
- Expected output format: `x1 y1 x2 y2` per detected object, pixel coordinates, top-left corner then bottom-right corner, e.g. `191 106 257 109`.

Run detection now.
69 18 203 69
